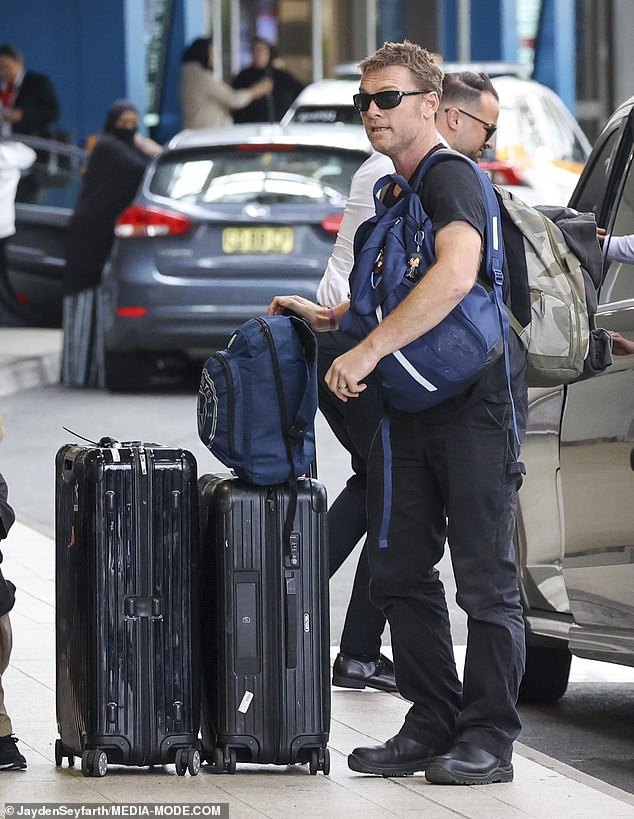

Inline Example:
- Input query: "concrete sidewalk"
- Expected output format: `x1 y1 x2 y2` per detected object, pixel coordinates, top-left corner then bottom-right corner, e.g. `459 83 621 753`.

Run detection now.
1 326 634 816
0 327 62 398
2 521 633 817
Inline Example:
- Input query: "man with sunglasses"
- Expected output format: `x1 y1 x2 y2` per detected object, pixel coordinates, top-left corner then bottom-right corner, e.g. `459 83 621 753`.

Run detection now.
270 41 528 785
316 69 503 701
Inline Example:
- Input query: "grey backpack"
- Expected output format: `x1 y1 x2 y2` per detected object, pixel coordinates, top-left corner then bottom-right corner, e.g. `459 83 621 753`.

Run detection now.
496 186 612 386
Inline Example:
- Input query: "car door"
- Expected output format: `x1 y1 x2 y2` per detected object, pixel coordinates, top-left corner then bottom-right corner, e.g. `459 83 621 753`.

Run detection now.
559 102 634 642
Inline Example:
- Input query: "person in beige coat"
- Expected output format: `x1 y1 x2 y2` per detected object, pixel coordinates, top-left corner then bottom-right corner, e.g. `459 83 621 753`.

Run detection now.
181 37 272 129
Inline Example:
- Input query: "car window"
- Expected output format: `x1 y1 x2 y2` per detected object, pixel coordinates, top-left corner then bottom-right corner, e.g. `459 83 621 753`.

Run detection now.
598 150 634 304
572 127 624 217
150 147 365 205
13 138 86 209
539 96 589 164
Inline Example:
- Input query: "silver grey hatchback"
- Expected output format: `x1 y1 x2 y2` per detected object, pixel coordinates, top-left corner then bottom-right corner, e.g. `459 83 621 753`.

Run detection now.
518 95 634 703
101 123 370 390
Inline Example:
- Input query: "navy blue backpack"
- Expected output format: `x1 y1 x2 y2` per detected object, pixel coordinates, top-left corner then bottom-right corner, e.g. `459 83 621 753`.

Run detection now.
197 314 318 485
340 148 509 413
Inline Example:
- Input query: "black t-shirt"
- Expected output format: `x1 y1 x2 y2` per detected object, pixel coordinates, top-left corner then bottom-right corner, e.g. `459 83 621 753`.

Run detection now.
387 146 527 416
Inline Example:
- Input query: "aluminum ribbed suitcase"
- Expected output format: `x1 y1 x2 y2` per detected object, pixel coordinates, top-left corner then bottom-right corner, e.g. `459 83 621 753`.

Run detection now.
199 473 330 774
54 440 200 777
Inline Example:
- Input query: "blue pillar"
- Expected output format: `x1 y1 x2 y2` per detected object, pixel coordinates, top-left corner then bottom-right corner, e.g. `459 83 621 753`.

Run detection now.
470 0 517 61
154 0 208 144
441 0 518 63
440 0 459 60
532 0 576 111
378 0 406 44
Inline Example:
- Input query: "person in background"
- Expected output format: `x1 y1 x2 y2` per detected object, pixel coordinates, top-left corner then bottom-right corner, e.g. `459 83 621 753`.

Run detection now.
0 43 59 139
181 37 272 129
0 418 27 770
0 134 36 302
61 101 161 388
320 71 501 695
233 37 304 123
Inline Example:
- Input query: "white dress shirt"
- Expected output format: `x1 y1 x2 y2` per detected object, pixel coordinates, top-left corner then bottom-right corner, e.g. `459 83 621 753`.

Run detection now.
317 151 395 307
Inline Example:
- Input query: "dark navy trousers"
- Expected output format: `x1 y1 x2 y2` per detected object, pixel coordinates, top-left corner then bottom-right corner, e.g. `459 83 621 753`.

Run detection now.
366 386 527 760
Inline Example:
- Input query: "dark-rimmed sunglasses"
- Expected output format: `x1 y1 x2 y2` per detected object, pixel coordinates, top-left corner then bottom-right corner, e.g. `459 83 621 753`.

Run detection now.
446 107 497 141
353 89 430 112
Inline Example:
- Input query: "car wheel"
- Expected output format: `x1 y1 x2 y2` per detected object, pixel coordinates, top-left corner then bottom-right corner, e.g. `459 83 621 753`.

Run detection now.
104 349 149 392
518 643 572 704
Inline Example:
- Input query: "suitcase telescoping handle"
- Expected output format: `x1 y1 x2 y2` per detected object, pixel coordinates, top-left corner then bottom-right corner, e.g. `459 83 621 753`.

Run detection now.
285 574 298 668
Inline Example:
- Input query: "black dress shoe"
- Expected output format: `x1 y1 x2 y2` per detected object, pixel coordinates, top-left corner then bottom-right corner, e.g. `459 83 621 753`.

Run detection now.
425 740 513 785
348 734 436 776
332 652 398 692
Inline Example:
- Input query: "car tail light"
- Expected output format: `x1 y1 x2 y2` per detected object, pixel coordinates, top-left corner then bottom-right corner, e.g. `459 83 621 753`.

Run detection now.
480 160 525 187
320 214 344 234
14 291 30 305
115 206 192 238
116 306 147 318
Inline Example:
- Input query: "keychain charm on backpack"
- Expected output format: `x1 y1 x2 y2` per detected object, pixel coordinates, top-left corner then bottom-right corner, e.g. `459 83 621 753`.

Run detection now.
405 229 425 280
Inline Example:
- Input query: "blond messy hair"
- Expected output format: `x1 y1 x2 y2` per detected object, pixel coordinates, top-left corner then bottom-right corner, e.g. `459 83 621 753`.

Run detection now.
359 40 443 98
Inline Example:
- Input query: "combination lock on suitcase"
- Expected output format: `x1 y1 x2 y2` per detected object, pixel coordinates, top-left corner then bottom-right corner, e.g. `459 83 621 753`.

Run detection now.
55 440 200 777
199 473 330 775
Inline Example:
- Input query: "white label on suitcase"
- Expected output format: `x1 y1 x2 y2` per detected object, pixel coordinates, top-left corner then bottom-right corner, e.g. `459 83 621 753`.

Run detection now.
238 691 254 714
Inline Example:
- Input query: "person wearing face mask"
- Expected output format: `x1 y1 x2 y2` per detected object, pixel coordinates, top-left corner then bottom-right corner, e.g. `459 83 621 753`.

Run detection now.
61 101 162 387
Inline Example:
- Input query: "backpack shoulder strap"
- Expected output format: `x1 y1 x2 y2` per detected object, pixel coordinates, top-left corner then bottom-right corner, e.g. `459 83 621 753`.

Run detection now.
414 149 504 286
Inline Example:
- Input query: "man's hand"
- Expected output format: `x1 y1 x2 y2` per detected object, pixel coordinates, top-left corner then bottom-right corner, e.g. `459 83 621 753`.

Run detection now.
325 343 378 401
268 294 323 328
609 330 634 355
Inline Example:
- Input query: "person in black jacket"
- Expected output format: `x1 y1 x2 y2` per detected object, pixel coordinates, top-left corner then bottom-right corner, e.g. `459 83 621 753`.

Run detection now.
0 420 27 770
61 100 161 387
233 37 303 123
0 44 59 138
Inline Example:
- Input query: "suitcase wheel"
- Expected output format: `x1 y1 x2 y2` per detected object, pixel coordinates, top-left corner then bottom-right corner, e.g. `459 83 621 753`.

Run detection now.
81 749 107 777
175 747 201 777
212 746 236 774
54 738 75 768
309 747 330 776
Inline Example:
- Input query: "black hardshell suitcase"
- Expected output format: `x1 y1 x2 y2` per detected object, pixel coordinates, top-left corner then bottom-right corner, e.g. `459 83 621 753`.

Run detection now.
54 441 200 777
199 473 330 774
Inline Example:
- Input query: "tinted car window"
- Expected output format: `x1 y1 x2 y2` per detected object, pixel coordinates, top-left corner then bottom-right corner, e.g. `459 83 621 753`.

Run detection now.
150 147 364 205
573 127 624 217
539 96 589 164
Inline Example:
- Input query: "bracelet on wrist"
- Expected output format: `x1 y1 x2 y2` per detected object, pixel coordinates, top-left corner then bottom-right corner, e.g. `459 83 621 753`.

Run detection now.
327 308 337 330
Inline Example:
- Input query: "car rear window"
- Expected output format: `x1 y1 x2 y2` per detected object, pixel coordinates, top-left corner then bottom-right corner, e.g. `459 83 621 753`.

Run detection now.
150 146 366 205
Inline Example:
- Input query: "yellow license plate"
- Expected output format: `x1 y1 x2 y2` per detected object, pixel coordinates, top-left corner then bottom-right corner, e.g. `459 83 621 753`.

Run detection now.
222 227 294 254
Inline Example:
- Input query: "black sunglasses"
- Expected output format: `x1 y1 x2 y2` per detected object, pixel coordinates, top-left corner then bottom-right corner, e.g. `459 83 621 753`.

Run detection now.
446 107 497 141
353 89 430 112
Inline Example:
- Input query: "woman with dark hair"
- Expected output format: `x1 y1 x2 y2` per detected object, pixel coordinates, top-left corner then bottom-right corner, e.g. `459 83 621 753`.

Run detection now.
181 36 272 128
61 100 161 387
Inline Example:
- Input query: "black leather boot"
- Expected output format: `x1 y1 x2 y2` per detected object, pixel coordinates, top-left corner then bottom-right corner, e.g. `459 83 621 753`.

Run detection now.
332 652 398 692
348 734 436 776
